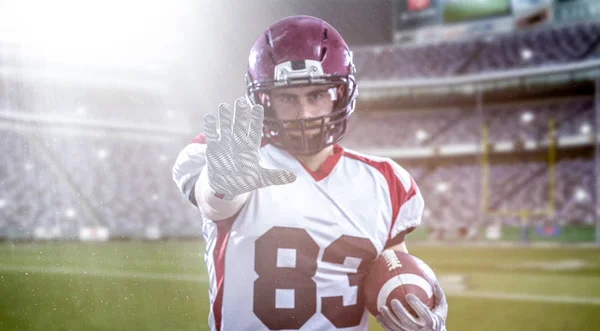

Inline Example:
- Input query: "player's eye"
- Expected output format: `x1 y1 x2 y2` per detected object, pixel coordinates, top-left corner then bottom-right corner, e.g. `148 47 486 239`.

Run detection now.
308 91 328 101
275 95 296 104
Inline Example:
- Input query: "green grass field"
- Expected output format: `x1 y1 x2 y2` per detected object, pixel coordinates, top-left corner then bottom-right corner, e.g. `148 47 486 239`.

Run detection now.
1 241 600 331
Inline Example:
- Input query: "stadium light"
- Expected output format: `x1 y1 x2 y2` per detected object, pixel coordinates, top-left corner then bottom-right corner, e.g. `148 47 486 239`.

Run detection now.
24 162 33 171
521 48 533 61
96 149 109 159
580 123 591 135
416 129 428 142
423 209 431 218
65 208 76 219
0 199 6 209
574 187 589 202
521 111 534 124
436 182 449 193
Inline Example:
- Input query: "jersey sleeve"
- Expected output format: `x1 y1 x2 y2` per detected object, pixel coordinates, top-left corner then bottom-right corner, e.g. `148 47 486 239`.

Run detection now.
385 160 424 247
172 133 206 206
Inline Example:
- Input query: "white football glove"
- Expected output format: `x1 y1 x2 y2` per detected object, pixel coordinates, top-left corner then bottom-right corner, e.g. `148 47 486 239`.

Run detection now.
203 97 296 200
376 281 448 331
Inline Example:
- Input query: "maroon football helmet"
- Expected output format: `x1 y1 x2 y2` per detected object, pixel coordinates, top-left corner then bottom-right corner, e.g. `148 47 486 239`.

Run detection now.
246 15 358 155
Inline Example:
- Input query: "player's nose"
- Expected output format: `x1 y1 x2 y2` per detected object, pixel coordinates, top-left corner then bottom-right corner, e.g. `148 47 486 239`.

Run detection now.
294 110 310 120
294 101 318 120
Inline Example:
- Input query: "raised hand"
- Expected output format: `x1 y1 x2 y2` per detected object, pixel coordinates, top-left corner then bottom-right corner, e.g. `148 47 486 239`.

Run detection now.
203 97 296 200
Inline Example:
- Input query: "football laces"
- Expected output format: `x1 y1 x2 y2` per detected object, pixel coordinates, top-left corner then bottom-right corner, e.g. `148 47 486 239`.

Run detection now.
382 249 403 272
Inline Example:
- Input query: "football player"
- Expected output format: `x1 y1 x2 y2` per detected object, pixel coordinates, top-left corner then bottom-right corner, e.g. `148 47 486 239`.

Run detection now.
172 15 447 331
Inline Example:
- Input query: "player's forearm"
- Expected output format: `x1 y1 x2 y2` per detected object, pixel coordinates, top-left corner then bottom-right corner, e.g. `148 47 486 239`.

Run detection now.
195 166 250 221
172 143 206 199
388 241 409 254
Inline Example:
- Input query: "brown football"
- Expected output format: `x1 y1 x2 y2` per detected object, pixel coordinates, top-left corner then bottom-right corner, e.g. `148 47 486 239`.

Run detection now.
363 249 437 317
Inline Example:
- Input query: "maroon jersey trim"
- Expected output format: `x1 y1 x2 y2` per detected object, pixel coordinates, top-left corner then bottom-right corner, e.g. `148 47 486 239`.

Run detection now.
342 151 417 240
298 144 344 181
212 216 235 331
191 133 206 144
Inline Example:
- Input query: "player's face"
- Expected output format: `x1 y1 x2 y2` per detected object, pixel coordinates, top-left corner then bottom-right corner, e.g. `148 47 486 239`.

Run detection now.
270 85 338 137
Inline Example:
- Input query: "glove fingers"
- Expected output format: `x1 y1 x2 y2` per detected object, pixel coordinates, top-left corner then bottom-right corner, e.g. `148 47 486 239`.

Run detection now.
249 104 265 146
433 282 448 318
203 113 219 144
259 168 296 187
380 305 406 331
406 294 434 326
233 97 251 138
207 105 236 175
390 299 419 328
218 102 233 138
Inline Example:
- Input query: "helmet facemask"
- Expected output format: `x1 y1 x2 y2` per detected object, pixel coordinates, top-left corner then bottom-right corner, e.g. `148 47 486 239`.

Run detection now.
246 62 357 156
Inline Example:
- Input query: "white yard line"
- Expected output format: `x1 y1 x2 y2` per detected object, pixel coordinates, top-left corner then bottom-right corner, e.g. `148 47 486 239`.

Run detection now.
0 264 207 282
448 290 600 305
2 264 600 305
410 241 600 249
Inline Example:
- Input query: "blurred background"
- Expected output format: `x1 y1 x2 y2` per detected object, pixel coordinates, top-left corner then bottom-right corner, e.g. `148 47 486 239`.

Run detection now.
1 0 599 330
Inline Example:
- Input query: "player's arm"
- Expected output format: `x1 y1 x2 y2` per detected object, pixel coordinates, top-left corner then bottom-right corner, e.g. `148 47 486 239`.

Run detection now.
387 241 408 253
172 135 206 207
172 97 296 221
172 135 248 220
377 163 448 331
172 141 251 220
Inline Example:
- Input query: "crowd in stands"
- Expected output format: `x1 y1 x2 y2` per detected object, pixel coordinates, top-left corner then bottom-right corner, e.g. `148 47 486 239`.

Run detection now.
0 131 200 239
408 158 596 232
344 97 595 148
354 21 600 80
0 131 93 238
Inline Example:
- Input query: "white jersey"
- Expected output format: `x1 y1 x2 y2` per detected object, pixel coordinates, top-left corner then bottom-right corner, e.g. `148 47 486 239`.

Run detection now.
172 135 424 331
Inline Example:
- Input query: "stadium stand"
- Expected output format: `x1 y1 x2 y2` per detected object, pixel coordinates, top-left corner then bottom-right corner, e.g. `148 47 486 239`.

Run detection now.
0 130 95 239
345 108 480 148
0 130 201 240
414 163 480 230
345 97 594 148
486 98 594 142
42 133 201 238
407 157 596 231
354 21 600 80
